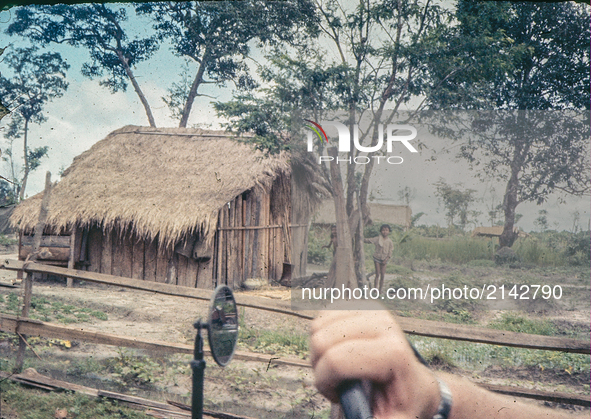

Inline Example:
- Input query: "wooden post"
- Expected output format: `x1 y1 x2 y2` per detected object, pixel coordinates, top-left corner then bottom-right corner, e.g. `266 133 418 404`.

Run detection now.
14 171 52 373
67 228 80 287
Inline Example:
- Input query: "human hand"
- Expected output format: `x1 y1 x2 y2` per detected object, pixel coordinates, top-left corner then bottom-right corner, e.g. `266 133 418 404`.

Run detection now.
310 308 440 419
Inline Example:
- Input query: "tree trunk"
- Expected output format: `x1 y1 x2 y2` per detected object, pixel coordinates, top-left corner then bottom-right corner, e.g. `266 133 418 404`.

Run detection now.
117 51 156 128
328 147 356 290
500 114 530 248
179 51 209 128
499 168 519 248
19 118 29 202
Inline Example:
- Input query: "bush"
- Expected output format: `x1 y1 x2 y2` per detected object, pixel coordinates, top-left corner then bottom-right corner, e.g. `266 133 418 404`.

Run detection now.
494 247 520 265
566 231 591 266
307 225 332 265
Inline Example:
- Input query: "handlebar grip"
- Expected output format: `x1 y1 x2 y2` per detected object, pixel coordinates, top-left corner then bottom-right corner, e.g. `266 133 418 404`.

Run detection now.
338 380 373 419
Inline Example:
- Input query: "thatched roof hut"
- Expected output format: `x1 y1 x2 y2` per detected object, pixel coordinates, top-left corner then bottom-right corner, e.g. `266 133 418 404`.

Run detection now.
12 126 295 289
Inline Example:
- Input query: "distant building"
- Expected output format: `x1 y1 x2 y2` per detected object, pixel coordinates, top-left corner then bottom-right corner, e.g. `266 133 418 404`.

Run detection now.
471 226 528 239
313 200 412 230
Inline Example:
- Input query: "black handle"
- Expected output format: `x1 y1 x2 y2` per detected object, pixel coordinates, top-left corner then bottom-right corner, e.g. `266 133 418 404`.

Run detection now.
338 380 373 419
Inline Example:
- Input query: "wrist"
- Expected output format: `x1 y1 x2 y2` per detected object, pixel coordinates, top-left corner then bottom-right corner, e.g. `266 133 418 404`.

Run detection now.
417 368 441 419
420 371 452 419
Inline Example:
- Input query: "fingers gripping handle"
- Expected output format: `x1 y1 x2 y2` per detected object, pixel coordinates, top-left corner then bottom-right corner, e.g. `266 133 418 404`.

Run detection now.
338 380 373 419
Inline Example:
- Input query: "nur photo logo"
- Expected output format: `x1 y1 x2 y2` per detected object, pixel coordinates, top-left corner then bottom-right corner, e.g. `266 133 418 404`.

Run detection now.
304 120 419 165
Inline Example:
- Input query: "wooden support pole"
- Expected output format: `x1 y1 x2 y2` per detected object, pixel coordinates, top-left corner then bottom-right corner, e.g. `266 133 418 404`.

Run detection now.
67 227 79 288
15 171 51 372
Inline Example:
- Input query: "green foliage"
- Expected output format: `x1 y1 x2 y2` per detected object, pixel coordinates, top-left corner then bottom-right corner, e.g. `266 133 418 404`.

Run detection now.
488 313 556 336
27 145 49 172
409 336 590 373
108 349 163 387
394 236 492 265
0 234 17 246
0 47 8 121
307 225 332 265
431 2 590 248
238 309 308 357
360 227 587 267
0 293 109 324
7 5 157 95
0 381 152 419
512 231 591 267
137 1 317 126
565 230 591 266
6 292 19 314
433 273 476 321
0 46 67 199
433 178 478 231
494 246 520 266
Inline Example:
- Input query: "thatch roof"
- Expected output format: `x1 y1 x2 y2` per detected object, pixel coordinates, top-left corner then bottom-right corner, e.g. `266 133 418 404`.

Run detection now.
11 126 289 248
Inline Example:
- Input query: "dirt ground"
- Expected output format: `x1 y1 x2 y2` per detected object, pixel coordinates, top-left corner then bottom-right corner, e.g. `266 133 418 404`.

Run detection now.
0 255 589 418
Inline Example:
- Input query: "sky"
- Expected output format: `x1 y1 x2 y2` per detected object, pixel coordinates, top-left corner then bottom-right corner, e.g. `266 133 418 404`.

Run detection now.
0 3 588 233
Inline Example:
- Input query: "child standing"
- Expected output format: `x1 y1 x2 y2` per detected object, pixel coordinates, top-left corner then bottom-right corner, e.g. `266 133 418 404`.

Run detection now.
365 224 393 292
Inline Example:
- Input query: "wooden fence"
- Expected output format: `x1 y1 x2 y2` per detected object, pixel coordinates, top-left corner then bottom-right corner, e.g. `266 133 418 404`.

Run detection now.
0 258 589 409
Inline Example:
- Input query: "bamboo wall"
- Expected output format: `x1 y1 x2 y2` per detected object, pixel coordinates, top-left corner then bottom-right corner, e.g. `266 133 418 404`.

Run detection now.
211 183 290 288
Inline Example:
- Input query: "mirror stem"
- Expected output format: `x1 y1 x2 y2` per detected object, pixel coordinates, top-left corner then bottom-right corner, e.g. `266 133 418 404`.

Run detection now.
192 320 207 419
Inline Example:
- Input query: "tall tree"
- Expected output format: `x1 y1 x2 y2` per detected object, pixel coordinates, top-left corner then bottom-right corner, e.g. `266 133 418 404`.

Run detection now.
434 178 477 231
0 46 68 200
0 47 8 122
430 1 590 247
136 0 317 127
218 0 455 286
6 4 159 127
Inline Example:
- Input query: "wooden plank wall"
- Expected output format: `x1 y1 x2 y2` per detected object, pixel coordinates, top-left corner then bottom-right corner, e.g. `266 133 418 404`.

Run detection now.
71 183 293 290
209 187 288 287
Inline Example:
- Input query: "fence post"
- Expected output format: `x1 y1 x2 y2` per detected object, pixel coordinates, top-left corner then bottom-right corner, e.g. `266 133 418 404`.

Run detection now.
14 171 52 373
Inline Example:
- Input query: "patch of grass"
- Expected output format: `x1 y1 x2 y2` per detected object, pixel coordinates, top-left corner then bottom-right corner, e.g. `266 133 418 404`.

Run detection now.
488 313 557 336
467 259 495 267
107 348 163 388
409 336 591 373
66 356 104 377
307 225 332 265
239 326 309 358
6 292 20 313
91 310 109 320
0 292 109 324
385 264 414 276
395 236 493 265
0 380 152 419
0 234 17 246
238 309 308 357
